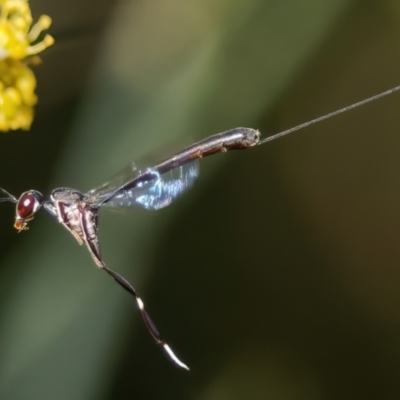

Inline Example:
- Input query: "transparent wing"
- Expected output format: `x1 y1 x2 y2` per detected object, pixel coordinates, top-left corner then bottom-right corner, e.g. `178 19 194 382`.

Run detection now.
86 161 139 206
88 160 199 210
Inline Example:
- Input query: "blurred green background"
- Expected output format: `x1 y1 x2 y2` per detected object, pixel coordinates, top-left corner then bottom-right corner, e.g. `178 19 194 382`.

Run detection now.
1 0 400 399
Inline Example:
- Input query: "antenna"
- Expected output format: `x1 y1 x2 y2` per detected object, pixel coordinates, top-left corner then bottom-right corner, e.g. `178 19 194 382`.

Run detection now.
258 85 400 145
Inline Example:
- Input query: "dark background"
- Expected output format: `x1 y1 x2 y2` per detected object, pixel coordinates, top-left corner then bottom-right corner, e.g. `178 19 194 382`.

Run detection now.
1 0 400 399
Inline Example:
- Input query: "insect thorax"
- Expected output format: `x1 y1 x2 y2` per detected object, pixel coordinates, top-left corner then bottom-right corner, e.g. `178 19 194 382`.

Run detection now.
50 187 86 203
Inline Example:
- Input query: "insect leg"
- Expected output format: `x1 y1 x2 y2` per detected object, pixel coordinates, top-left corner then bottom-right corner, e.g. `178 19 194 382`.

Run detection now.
78 209 189 370
102 265 189 370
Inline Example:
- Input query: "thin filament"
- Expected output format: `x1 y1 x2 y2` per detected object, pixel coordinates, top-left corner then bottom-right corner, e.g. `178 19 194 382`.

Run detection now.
258 85 400 145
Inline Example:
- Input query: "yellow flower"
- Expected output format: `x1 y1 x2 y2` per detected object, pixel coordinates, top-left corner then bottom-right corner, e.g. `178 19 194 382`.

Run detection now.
0 58 36 131
0 0 54 60
0 0 53 131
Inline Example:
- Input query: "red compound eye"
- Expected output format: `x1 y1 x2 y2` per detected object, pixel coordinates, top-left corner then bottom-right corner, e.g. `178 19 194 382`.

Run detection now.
17 194 36 218
16 191 42 219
